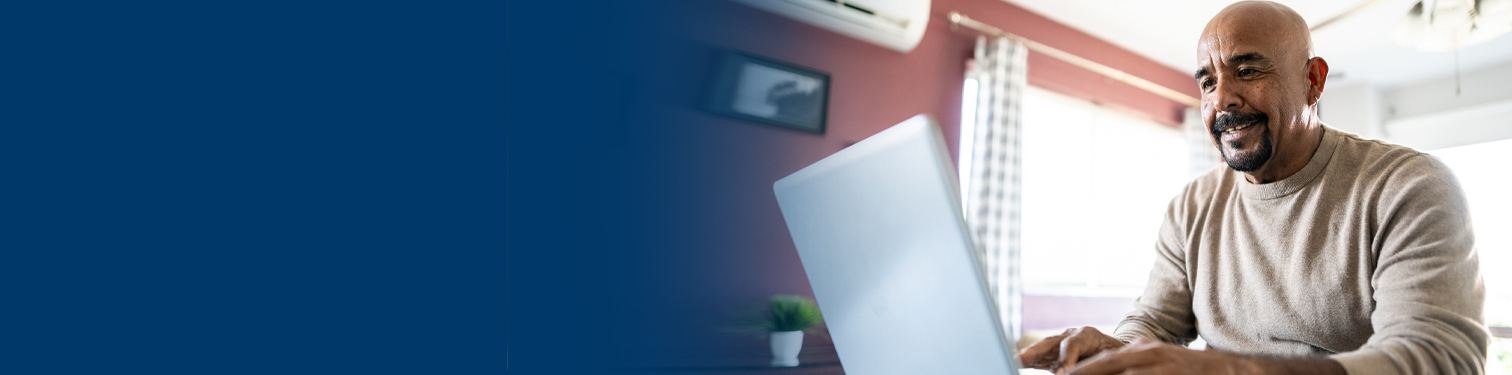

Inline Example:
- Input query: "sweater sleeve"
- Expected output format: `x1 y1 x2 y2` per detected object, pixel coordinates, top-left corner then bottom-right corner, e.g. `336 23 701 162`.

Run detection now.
1330 155 1487 375
1114 190 1199 346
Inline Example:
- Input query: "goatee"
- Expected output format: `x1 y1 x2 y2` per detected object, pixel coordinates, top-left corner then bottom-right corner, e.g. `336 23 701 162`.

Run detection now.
1211 112 1272 172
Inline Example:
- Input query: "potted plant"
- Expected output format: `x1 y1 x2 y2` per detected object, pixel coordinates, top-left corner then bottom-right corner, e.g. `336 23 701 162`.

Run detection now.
763 295 824 367
723 295 827 367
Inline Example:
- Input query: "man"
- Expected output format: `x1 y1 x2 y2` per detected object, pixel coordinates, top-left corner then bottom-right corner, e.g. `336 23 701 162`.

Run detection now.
1016 2 1486 375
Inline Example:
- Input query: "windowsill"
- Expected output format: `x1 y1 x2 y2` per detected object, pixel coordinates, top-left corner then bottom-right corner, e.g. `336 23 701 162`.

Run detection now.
1023 285 1144 298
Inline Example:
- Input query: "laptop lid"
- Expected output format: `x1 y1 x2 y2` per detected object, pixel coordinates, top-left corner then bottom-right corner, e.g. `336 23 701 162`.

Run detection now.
773 115 1021 374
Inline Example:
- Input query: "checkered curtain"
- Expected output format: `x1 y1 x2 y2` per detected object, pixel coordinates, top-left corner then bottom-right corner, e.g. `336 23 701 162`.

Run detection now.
964 36 1026 341
1183 107 1223 179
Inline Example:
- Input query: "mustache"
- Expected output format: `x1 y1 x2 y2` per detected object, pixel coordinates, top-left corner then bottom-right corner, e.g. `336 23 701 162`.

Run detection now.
1211 112 1268 134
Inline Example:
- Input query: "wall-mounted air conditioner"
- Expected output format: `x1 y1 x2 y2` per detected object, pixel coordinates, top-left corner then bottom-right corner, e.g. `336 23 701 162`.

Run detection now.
731 0 931 53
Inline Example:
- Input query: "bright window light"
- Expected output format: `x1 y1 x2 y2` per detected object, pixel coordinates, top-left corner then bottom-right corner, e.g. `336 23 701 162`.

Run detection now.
1429 137 1512 374
1019 87 1188 297
959 77 979 211
1429 140 1512 319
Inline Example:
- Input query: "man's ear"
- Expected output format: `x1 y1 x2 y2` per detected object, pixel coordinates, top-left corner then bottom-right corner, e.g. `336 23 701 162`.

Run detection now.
1307 57 1329 106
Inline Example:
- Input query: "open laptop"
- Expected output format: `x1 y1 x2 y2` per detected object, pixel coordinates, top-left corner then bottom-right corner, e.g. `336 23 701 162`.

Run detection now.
774 115 1022 374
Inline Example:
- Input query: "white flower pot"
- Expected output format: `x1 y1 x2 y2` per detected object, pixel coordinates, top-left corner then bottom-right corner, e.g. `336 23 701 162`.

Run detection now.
770 330 804 367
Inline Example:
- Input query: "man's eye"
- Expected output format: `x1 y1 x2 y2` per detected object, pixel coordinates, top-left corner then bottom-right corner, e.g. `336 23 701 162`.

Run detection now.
1238 69 1257 77
1200 79 1214 89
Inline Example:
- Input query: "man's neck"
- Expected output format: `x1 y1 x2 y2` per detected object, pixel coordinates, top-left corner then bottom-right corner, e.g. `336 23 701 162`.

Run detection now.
1242 123 1325 184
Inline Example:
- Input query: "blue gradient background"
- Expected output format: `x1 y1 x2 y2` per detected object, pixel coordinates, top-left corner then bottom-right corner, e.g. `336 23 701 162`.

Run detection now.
2 1 515 373
2 0 842 373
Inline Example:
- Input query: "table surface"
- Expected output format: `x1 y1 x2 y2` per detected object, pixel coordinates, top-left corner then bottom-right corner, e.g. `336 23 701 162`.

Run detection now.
632 361 844 374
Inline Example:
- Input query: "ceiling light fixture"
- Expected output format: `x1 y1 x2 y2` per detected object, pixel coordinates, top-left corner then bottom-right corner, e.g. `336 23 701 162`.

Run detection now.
1392 0 1512 52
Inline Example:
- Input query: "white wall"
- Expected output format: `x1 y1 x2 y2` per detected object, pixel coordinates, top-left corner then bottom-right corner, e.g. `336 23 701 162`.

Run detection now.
1320 82 1383 139
1322 60 1512 151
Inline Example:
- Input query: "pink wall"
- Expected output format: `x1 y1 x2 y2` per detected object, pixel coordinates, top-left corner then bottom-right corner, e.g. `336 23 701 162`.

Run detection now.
943 1 1198 129
651 0 1197 364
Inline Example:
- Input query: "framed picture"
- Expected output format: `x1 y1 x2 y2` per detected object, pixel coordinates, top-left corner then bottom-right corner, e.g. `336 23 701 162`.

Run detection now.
706 51 830 134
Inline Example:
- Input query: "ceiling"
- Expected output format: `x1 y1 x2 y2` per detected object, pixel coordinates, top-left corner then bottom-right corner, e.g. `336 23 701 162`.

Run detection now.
1003 0 1512 88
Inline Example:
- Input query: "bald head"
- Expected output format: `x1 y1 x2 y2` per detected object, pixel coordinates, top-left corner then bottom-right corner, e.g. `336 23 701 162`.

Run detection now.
1194 1 1329 183
1202 1 1313 64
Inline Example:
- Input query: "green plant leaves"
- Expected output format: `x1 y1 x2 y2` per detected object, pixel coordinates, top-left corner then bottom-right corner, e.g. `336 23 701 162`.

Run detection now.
768 295 822 332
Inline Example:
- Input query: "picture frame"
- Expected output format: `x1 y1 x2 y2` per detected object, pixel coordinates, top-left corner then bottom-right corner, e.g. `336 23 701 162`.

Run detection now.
705 51 830 134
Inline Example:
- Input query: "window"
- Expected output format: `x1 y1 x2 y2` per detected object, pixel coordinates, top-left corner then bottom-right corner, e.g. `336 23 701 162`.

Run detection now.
956 84 1189 297
959 77 979 208
1017 87 1189 297
1426 138 1512 373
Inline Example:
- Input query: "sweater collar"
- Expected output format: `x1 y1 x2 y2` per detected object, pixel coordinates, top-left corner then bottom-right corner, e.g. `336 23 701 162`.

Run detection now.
1235 125 1339 200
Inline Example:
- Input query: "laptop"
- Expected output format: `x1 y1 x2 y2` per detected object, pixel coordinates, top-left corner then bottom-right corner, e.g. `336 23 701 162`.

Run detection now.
773 115 1022 374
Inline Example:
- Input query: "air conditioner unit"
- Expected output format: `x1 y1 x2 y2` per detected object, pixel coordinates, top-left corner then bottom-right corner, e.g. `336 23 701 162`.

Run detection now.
731 0 931 53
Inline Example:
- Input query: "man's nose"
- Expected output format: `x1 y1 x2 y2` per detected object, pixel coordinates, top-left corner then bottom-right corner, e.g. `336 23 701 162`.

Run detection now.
1212 78 1243 111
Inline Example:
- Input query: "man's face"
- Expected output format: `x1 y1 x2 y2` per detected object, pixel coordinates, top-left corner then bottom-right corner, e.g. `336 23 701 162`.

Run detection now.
1195 20 1311 172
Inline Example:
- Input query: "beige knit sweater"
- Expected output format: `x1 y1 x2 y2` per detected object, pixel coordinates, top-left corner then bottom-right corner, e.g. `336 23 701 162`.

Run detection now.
1112 126 1487 375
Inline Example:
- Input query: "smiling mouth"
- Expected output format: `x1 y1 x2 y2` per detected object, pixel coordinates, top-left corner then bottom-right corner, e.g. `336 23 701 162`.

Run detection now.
1221 121 1258 134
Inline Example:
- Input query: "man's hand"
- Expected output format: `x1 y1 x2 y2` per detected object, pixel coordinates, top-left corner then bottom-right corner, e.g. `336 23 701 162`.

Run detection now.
1063 339 1347 375
1062 339 1251 375
1017 326 1126 373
